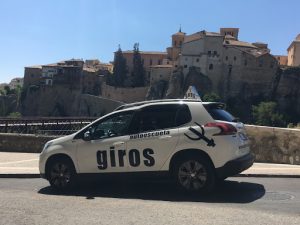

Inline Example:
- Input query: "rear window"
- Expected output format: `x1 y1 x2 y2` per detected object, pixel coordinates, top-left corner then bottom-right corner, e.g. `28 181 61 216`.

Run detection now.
205 107 235 122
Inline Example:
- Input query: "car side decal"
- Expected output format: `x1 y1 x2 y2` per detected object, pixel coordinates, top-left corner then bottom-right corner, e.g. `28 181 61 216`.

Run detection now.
184 122 216 147
130 130 170 140
97 148 155 170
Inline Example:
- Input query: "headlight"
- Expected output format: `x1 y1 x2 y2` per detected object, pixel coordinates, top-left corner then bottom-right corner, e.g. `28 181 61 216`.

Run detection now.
43 141 53 151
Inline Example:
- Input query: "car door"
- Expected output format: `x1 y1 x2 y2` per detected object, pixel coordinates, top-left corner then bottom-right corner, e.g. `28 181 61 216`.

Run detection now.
126 104 189 172
75 110 135 173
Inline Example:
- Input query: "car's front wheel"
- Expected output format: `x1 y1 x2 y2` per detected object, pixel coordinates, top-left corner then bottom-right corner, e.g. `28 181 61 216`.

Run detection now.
47 158 76 191
173 155 215 193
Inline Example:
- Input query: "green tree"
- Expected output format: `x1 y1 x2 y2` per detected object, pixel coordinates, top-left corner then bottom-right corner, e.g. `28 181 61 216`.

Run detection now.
112 45 127 87
7 112 21 118
4 85 11 95
131 43 145 87
203 92 221 102
252 101 285 127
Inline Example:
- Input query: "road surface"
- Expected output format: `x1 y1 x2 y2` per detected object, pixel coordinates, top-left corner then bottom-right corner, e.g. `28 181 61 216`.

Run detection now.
0 177 299 225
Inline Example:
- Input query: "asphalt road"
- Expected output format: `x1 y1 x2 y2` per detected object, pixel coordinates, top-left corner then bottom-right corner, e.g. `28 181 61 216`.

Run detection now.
0 177 299 225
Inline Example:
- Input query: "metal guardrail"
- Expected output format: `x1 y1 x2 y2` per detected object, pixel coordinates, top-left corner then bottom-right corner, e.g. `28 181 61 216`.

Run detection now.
0 117 97 135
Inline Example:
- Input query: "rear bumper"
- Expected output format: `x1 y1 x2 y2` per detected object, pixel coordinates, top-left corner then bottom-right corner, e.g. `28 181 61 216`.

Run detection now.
216 153 254 178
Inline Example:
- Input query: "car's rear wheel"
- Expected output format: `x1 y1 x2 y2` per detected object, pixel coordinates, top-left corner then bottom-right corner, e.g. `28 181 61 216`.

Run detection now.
47 158 76 191
173 155 215 193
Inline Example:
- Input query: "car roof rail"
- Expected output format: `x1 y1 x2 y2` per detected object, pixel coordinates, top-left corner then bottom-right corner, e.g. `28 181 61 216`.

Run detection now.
114 99 216 111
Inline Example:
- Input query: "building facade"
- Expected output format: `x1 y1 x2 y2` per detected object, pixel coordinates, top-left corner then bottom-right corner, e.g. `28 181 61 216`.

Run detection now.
287 34 300 66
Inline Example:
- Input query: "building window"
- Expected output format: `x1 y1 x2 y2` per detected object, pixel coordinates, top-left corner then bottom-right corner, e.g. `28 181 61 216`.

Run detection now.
208 51 211 56
150 59 152 66
259 59 263 67
196 58 200 62
160 75 162 78
158 60 161 65
185 57 188 61
179 41 182 46
174 41 177 46
184 65 188 68
225 56 228 61
167 61 169 64
234 56 237 61
213 51 217 56
31 74 34 77
270 62 274 68
209 64 213 70
175 65 178 67
244 60 247 66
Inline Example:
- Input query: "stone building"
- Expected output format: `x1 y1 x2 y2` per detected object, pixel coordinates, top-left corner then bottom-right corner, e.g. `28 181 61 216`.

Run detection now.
149 65 173 85
121 50 168 83
23 65 42 88
166 29 186 63
174 28 278 98
23 59 112 94
9 77 24 89
274 55 288 66
287 34 300 66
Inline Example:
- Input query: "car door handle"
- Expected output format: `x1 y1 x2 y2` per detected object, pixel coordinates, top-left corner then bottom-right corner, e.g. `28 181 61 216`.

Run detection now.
158 135 172 140
113 141 125 147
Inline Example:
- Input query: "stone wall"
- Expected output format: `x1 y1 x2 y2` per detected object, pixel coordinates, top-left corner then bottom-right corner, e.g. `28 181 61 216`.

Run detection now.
245 125 300 165
1 126 300 165
101 83 149 103
0 133 57 153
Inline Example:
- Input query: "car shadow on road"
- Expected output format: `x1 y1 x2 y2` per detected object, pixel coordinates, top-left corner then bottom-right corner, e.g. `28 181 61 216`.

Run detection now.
38 178 265 203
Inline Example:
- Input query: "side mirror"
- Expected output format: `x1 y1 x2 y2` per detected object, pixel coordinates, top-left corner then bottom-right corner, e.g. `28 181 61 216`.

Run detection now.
83 131 92 141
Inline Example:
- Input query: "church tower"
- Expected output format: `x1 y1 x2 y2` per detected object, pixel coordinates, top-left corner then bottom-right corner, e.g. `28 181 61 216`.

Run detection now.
167 27 186 62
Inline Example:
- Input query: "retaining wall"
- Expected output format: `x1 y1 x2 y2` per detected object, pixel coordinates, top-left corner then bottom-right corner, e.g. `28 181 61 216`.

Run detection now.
0 133 58 153
245 125 300 165
1 125 300 165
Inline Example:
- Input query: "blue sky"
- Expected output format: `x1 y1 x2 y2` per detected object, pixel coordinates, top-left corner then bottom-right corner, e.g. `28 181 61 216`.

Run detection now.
0 0 299 83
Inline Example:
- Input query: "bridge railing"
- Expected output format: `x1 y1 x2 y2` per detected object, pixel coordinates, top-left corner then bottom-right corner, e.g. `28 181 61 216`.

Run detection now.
0 117 98 135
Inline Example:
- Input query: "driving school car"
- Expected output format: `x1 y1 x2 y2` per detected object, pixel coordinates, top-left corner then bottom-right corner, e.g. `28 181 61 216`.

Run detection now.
39 99 254 192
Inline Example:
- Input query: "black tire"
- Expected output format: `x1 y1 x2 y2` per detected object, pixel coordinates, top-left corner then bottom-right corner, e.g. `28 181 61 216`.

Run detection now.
173 155 216 193
47 158 76 191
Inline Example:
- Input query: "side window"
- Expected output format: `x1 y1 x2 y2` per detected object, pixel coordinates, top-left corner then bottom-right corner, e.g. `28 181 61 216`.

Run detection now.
175 104 192 126
138 104 189 132
90 111 134 139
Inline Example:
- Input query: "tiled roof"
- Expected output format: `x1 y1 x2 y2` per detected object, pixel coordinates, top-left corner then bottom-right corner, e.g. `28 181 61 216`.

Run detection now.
122 51 167 55
224 40 257 48
25 65 42 69
184 32 202 43
173 31 186 36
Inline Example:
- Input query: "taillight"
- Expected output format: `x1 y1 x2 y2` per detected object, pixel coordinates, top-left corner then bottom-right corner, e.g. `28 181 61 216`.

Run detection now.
204 122 237 136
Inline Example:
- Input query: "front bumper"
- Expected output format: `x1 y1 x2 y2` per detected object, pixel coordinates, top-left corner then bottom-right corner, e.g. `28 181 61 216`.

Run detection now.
216 153 254 178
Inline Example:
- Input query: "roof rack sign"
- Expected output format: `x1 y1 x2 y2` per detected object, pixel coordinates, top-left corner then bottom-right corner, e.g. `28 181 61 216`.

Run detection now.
184 86 202 101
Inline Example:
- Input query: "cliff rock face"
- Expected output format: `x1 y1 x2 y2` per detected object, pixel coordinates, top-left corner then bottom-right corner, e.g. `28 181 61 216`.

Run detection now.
165 68 184 98
0 95 18 116
183 67 213 95
21 86 122 117
145 80 168 100
273 67 300 121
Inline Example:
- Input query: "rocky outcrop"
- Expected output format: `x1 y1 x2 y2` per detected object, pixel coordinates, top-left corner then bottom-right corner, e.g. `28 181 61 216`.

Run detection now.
21 86 122 117
145 80 168 100
0 94 18 116
165 68 184 98
271 67 300 122
183 66 213 95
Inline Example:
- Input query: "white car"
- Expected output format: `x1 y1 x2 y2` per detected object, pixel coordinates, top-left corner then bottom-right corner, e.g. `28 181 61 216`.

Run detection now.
39 99 254 192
